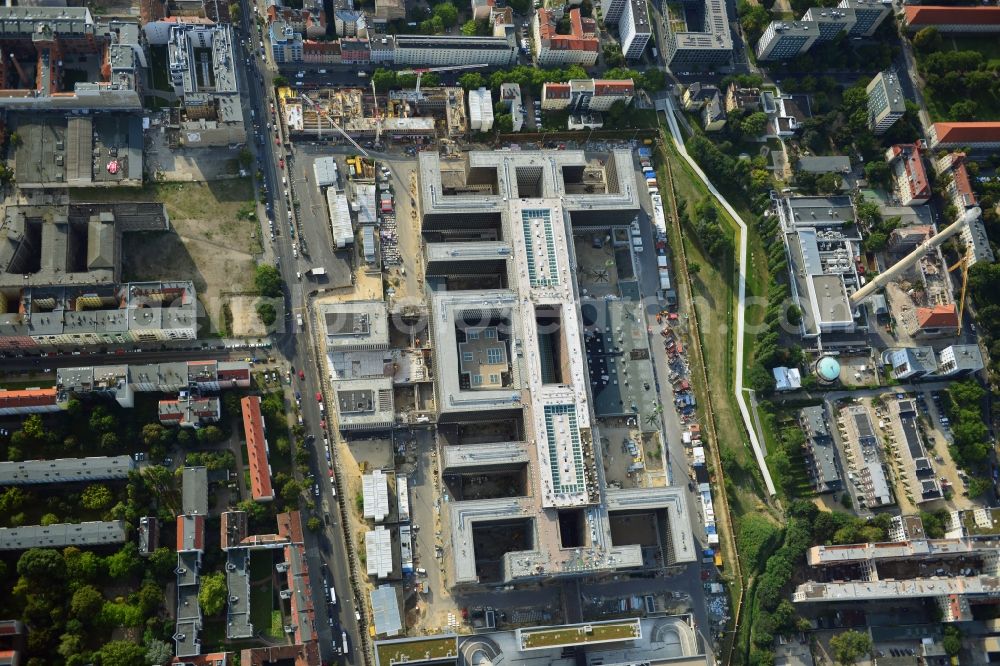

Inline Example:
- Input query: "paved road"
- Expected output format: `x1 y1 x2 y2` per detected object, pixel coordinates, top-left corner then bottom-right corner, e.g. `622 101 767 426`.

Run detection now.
235 0 363 661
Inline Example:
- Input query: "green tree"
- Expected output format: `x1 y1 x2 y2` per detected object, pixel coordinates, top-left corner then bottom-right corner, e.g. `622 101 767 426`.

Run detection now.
254 264 284 297
58 632 86 661
70 585 105 618
949 99 978 121
97 640 147 666
256 301 277 326
0 486 28 514
912 26 941 53
17 548 66 581
460 19 478 35
741 111 768 136
144 639 173 666
458 71 486 90
307 516 323 531
432 2 458 28
196 425 225 444
148 547 176 579
141 423 167 447
81 484 114 511
829 630 872 664
105 543 141 579
863 160 890 188
273 75 288 87
40 512 60 526
602 42 625 67
747 364 775 393
64 547 102 582
238 147 252 168
237 498 268 522
198 572 227 616
100 431 120 449
372 68 397 92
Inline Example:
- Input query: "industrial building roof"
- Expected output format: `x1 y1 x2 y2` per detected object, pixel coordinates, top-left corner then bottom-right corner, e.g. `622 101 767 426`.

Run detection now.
0 455 135 485
370 585 403 637
363 470 391 523
366 526 393 579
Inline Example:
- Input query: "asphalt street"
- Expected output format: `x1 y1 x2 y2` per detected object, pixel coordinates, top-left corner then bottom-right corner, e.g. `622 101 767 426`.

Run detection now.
235 0 363 661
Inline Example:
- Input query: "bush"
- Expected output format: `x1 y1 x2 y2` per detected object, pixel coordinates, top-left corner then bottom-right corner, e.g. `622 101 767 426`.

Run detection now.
256 301 277 326
254 264 283 297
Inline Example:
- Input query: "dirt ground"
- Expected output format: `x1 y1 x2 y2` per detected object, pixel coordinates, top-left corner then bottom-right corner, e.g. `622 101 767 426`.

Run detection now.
230 296 269 337
113 180 260 335
146 128 244 182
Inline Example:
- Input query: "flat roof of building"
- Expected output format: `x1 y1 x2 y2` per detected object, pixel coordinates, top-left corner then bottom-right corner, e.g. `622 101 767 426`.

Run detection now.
371 585 403 638
0 520 127 550
366 526 393 579
0 455 135 485
442 441 531 471
182 466 209 516
320 301 389 349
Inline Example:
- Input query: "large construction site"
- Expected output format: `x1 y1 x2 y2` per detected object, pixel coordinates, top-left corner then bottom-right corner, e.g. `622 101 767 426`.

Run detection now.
278 85 469 143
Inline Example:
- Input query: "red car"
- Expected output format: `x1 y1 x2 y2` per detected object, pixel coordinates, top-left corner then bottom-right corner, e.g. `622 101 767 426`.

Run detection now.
315 392 323 402
275 138 280 146
298 370 305 380
320 420 326 429
279 158 285 169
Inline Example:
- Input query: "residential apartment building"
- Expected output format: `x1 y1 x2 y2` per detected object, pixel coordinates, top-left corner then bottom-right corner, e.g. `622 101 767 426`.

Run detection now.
533 8 599 66
241 396 274 502
303 39 340 63
340 37 371 64
886 142 930 206
620 0 652 60
394 34 515 66
903 5 1000 33
929 122 1000 150
541 79 635 112
866 70 905 135
0 7 144 111
0 456 135 486
158 395 222 428
659 0 733 70
269 20 303 63
0 389 60 415
0 281 197 350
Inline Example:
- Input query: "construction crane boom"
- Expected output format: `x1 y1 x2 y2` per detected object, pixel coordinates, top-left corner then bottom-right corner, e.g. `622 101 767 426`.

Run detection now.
300 92 369 158
395 64 488 102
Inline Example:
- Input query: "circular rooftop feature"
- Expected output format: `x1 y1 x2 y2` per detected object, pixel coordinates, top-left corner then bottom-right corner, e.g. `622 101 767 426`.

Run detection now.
816 356 841 383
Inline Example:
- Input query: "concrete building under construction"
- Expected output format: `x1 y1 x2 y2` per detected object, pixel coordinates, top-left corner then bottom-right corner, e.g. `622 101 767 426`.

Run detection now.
417 150 696 588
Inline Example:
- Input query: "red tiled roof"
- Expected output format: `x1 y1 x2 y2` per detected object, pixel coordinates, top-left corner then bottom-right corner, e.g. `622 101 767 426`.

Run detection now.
933 122 1000 145
304 40 340 54
594 80 635 96
544 82 571 98
0 388 57 410
917 304 959 329
171 653 230 666
537 8 599 53
889 142 930 200
241 396 274 501
904 5 1000 26
948 153 978 207
277 510 305 544
176 514 205 552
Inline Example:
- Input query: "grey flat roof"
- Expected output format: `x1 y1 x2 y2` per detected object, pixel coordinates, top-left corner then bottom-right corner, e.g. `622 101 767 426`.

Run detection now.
797 155 851 173
182 466 209 516
425 241 512 263
670 0 733 50
442 441 530 471
0 455 135 485
0 520 126 550
320 301 389 349
225 547 253 639
395 34 513 50
371 584 403 637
